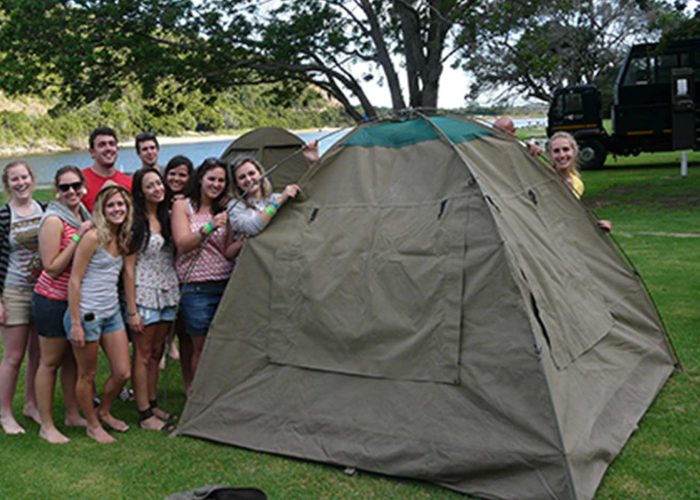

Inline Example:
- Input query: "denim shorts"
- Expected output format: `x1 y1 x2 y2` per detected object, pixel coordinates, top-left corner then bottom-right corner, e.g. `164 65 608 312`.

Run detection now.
179 280 227 336
138 305 177 326
32 292 68 338
63 309 125 343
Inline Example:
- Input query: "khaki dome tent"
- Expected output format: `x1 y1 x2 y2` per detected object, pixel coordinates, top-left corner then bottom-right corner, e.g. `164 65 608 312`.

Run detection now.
176 114 677 500
220 126 308 190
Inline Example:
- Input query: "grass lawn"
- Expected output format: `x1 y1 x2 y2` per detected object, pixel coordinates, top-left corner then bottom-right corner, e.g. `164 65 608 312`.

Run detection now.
1 160 699 499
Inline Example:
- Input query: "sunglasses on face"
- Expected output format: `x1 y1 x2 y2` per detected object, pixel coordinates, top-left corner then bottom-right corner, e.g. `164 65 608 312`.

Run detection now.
57 182 83 192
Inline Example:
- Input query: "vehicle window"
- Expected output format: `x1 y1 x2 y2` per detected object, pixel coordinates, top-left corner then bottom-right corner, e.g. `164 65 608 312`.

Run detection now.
623 56 654 86
552 94 563 117
657 54 678 84
563 93 583 113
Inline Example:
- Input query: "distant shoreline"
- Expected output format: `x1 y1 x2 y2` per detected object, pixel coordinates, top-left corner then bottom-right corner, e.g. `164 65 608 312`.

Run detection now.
0 127 332 159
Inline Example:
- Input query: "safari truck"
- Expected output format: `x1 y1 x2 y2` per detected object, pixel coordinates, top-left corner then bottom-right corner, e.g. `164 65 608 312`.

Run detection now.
547 38 699 169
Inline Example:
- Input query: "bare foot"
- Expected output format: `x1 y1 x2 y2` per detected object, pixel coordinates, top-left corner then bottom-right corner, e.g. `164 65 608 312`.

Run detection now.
169 342 180 361
86 425 116 444
1 414 26 434
39 426 70 444
23 404 41 425
159 354 166 370
64 414 88 427
98 413 129 433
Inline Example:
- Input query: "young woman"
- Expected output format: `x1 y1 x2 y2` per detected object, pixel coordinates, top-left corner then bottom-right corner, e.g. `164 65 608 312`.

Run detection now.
172 158 243 383
0 161 43 434
164 155 194 201
228 158 300 236
547 132 612 232
33 166 92 444
162 155 194 370
65 185 133 443
547 131 585 199
124 169 179 430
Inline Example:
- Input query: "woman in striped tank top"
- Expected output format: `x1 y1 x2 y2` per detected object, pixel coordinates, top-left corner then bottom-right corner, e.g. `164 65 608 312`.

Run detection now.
172 158 244 383
33 166 92 443
66 186 133 443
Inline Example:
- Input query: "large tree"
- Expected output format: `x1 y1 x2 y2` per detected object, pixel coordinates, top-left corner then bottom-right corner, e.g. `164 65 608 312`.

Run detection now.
0 0 497 121
456 0 684 103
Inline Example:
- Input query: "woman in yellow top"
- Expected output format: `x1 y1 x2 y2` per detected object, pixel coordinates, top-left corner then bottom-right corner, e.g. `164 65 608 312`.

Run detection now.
547 132 611 232
547 131 584 198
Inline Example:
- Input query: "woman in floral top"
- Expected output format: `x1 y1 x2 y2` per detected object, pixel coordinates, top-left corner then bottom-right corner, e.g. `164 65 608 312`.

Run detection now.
124 169 179 430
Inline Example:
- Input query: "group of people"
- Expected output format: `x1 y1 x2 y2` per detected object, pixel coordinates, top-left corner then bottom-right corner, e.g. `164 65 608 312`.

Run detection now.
0 127 316 444
1 119 607 445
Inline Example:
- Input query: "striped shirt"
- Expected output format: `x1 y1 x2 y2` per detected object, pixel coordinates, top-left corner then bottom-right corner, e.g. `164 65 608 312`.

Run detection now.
175 202 233 283
34 221 78 301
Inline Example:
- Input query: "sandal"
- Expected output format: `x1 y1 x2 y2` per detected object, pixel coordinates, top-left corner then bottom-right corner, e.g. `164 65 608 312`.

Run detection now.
149 399 176 422
138 408 175 432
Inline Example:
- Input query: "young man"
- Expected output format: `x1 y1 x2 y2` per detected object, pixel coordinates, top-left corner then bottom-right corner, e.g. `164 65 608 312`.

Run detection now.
82 127 133 212
134 132 160 172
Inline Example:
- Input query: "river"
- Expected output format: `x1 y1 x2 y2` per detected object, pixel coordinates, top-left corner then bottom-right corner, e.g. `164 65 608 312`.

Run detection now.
2 116 547 185
2 129 348 186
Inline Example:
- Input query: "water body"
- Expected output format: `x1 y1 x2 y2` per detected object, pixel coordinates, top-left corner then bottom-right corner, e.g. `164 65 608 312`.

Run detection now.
2 129 348 185
2 117 547 185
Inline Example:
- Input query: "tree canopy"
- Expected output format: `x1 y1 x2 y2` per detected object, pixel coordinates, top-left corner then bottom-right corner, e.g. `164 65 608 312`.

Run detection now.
457 0 685 103
0 0 692 120
0 0 480 120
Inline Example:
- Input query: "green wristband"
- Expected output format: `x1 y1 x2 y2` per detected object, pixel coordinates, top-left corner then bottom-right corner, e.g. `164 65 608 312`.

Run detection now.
72 233 81 243
265 206 277 217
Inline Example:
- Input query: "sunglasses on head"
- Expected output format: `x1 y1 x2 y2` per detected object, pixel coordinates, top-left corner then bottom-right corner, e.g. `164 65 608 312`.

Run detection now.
57 182 83 192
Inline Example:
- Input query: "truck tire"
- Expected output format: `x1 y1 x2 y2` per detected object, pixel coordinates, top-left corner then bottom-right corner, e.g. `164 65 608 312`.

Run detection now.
577 138 607 169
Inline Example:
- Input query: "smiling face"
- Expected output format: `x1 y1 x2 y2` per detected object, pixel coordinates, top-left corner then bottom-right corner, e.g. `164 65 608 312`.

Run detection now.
104 191 128 226
137 139 159 168
89 133 119 170
201 166 227 201
56 171 84 209
5 163 35 203
165 164 190 194
549 137 576 174
234 161 262 198
142 171 165 205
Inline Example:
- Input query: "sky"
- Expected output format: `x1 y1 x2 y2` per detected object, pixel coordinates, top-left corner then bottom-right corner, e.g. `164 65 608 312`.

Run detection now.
360 65 473 109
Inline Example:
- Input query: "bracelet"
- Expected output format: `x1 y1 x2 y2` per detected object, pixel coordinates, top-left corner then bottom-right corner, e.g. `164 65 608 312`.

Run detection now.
269 199 281 210
265 205 277 217
128 311 138 317
203 222 214 235
72 233 81 243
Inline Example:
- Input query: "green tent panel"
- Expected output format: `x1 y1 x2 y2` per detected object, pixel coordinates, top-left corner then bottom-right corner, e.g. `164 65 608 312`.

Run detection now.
177 114 678 500
220 126 308 190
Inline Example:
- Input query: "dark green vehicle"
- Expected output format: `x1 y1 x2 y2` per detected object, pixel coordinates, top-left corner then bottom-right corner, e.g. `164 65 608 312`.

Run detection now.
547 38 700 168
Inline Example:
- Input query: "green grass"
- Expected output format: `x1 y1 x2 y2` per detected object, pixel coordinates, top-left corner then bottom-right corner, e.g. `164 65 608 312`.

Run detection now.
1 165 699 499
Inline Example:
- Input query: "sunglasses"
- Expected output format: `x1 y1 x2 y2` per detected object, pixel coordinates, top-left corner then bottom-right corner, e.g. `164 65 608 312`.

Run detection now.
57 182 83 192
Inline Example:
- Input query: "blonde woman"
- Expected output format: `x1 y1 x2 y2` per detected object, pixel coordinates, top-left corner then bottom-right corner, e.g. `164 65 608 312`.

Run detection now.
547 132 611 232
65 185 133 443
0 161 44 434
547 131 585 199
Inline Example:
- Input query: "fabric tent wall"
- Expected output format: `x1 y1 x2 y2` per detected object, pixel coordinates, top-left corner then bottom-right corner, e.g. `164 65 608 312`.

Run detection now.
220 127 308 190
176 115 677 500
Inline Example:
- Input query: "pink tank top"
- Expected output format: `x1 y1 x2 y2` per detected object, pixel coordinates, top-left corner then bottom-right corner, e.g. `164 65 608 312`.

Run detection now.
175 202 233 283
34 221 77 301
